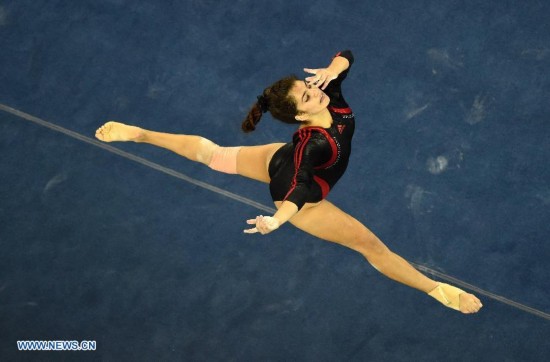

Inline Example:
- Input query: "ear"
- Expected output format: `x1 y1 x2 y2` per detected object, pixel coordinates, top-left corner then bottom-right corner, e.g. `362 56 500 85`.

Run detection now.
295 113 308 122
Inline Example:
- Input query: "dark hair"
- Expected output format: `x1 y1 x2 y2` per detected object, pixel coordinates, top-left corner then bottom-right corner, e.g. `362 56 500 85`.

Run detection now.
241 75 301 133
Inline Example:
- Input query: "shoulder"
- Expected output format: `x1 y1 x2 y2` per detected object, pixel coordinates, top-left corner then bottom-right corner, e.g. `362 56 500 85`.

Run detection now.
293 127 334 151
292 128 333 162
293 127 331 142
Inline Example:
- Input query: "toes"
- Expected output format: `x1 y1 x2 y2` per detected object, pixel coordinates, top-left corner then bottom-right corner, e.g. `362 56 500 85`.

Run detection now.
95 123 112 141
460 294 483 314
94 121 137 142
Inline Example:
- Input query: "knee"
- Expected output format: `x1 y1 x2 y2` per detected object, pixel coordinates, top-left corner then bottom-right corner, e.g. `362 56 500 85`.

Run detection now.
353 228 388 259
196 137 217 164
207 143 242 174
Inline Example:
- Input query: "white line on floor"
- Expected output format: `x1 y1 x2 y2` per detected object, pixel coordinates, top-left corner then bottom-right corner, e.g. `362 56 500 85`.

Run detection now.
2 102 548 321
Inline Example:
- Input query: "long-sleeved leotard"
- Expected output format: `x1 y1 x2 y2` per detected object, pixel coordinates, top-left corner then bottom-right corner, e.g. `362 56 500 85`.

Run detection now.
268 50 355 210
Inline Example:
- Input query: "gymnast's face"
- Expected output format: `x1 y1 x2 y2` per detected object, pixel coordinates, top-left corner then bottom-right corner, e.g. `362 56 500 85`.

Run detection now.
290 80 330 120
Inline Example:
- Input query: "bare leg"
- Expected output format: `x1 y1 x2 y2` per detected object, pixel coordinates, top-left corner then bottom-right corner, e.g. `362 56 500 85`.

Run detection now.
95 121 284 182
96 121 216 164
284 200 483 313
95 122 482 312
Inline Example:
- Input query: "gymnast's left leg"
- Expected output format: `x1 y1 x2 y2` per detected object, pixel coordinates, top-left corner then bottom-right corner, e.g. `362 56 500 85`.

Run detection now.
95 121 220 164
285 200 483 314
95 121 284 183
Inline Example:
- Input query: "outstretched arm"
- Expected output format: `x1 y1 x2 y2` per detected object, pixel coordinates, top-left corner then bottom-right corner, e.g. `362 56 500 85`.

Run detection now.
244 201 298 235
244 134 330 235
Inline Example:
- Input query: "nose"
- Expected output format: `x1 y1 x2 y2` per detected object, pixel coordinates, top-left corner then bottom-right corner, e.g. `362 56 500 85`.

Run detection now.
305 83 321 99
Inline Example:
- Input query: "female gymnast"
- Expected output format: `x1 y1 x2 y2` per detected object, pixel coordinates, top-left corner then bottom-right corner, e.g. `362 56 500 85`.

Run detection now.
95 50 483 314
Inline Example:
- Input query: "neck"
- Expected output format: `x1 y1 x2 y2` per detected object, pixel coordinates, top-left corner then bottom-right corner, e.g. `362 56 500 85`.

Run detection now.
299 108 332 129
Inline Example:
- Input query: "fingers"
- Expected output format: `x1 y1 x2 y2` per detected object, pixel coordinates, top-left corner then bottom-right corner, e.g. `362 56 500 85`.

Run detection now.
244 218 259 234
304 68 322 86
305 76 319 85
305 75 327 88
304 68 336 90
320 76 335 90
243 216 280 235
244 216 262 234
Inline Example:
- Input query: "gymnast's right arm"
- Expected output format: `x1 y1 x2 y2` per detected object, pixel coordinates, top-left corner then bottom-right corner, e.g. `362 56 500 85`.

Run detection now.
243 136 329 235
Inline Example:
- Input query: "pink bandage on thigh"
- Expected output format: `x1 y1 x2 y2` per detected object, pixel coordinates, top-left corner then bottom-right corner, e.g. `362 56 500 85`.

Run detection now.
208 146 241 174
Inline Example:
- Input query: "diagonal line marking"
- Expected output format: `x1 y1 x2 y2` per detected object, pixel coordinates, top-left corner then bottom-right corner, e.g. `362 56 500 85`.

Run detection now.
1 102 548 321
0 103 276 214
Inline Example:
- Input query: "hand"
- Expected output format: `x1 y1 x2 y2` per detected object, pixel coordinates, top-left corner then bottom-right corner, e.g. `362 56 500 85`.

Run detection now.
244 215 280 235
304 68 337 90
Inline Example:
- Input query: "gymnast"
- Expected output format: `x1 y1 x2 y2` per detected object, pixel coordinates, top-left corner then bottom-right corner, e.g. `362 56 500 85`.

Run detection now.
96 50 483 313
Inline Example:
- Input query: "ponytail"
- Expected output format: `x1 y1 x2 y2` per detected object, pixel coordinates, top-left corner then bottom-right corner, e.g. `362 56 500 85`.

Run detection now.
241 102 263 133
241 75 301 133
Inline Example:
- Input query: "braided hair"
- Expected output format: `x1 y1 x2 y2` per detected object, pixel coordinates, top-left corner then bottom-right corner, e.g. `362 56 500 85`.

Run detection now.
241 75 301 133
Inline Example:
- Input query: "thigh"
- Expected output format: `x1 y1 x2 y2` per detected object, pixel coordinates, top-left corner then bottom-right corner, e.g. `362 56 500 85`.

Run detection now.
283 200 388 255
237 143 285 183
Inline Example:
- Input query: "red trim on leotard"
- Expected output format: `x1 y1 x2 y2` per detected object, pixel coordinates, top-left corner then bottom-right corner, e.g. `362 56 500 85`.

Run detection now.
283 127 339 204
313 176 330 199
311 127 338 169
328 106 352 114
283 129 311 202
292 127 338 170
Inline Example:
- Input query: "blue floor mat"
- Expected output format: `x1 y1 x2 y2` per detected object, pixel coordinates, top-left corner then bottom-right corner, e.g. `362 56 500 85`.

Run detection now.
1 0 549 360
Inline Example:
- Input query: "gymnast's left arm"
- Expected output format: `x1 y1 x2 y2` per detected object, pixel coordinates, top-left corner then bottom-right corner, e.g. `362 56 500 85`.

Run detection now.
304 50 353 90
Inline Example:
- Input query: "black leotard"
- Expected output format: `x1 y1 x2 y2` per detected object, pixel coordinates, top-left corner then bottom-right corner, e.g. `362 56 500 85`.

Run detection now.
268 50 355 210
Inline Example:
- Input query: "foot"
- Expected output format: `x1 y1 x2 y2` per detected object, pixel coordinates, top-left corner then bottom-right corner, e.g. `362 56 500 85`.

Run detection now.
428 283 483 314
95 121 144 142
459 292 483 314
